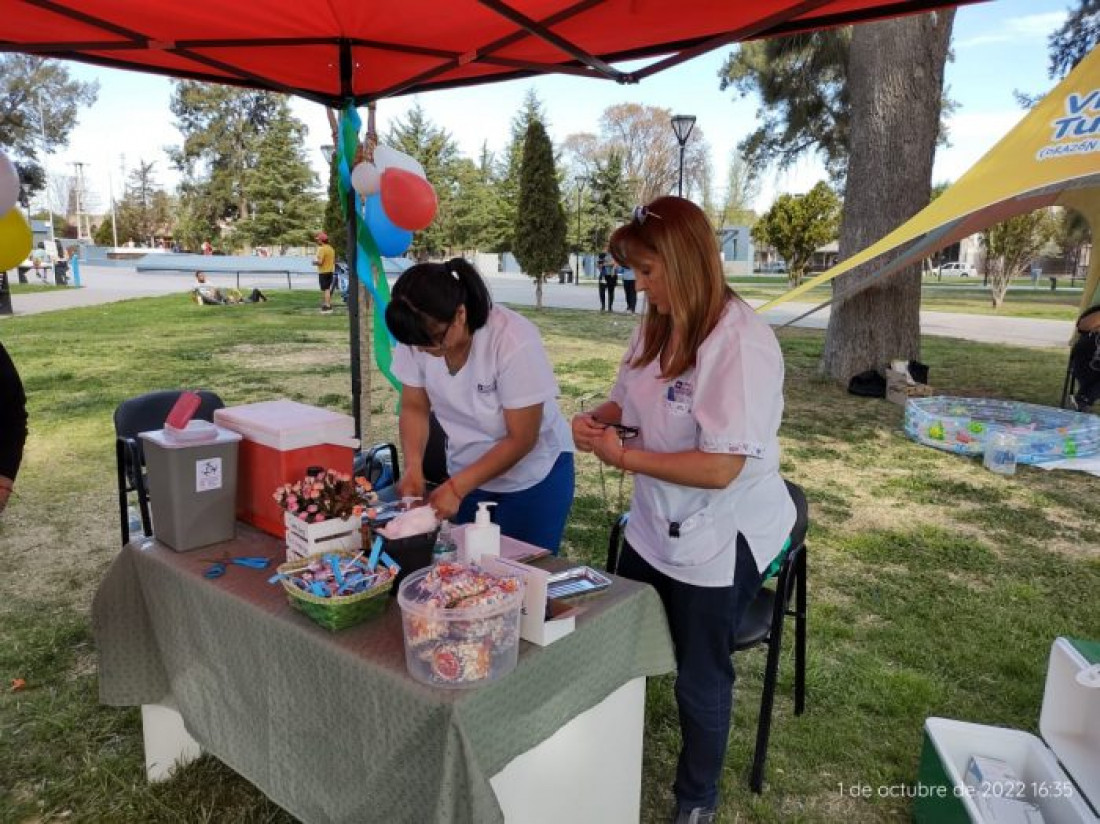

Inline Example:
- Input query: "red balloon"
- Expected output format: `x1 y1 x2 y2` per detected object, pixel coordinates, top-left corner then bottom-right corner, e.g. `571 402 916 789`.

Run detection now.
380 168 438 231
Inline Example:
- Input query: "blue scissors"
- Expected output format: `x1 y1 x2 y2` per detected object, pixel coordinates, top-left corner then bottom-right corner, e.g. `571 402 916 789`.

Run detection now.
200 554 271 579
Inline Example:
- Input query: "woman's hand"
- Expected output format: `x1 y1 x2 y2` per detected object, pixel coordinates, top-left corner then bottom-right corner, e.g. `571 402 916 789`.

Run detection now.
396 470 426 502
571 413 606 453
427 479 462 521
590 426 627 469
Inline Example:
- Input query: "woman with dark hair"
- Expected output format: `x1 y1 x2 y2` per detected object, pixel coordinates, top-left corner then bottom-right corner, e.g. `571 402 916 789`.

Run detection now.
572 197 795 824
386 257 574 552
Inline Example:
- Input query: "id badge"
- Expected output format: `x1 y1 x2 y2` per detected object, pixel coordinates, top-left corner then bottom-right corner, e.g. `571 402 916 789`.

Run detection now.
665 380 694 417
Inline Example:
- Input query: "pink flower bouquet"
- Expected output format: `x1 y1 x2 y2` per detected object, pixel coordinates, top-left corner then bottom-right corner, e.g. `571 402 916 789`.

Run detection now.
273 470 375 524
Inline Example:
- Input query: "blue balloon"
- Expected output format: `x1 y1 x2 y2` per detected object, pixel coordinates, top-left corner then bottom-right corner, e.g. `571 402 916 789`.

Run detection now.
364 194 412 256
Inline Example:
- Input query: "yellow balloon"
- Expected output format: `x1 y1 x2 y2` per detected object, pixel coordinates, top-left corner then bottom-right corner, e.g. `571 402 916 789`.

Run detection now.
0 208 33 272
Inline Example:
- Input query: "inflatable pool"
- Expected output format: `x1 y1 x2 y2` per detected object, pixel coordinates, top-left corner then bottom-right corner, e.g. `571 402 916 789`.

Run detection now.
904 396 1100 464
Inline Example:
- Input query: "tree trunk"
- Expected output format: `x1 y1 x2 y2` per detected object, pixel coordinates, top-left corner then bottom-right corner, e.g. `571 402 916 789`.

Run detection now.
535 276 543 309
821 11 954 382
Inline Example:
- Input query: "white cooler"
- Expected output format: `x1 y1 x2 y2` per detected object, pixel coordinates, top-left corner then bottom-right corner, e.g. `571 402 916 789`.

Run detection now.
916 637 1099 823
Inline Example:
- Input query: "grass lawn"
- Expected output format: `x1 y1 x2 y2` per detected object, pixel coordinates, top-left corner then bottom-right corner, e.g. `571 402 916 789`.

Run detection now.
2 291 1098 823
7 283 78 295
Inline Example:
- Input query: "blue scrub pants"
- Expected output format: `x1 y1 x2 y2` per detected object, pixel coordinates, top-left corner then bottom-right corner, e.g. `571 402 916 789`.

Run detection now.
617 534 764 813
454 451 575 554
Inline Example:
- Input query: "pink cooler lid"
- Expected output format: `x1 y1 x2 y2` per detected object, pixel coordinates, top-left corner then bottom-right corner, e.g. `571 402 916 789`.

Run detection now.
213 399 359 451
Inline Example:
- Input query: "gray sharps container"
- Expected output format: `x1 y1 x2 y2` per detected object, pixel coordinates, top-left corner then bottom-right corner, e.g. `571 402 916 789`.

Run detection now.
139 422 242 551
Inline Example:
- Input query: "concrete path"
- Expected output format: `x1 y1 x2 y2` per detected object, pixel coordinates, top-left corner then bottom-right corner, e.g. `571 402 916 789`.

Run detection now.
2 264 1076 349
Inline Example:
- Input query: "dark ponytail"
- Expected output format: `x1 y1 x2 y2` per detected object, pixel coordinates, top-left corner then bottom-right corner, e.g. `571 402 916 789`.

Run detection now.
384 257 493 346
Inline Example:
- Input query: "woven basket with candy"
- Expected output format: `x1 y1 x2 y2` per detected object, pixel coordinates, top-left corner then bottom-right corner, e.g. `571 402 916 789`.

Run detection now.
276 550 398 631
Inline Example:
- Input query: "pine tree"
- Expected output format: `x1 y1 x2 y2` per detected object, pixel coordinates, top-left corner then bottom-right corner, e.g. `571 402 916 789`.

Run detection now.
495 89 546 253
236 105 322 252
384 103 460 257
587 150 631 252
514 119 568 309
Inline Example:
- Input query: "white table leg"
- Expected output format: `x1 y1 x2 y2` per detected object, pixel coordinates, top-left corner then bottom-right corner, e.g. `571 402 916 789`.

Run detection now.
490 677 646 824
141 698 203 782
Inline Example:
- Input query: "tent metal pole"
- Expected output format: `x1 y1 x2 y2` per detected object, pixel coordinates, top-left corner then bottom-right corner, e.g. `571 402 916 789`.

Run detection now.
340 40 362 443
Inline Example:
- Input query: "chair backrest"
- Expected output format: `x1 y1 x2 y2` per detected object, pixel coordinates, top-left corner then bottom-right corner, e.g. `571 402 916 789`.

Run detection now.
423 412 449 486
114 390 225 440
114 390 225 473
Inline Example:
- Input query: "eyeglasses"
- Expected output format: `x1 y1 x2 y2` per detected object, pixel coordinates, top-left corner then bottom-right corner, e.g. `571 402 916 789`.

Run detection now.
424 316 456 350
632 205 663 225
592 416 639 441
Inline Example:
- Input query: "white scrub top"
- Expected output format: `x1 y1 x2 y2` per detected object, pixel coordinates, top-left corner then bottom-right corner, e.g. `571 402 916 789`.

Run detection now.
609 298 796 587
392 305 573 493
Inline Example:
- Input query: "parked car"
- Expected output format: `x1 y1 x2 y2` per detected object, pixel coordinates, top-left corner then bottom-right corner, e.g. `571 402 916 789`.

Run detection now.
938 261 975 277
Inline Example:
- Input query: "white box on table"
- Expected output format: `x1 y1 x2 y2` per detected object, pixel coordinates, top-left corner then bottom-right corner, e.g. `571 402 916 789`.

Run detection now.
915 637 1100 823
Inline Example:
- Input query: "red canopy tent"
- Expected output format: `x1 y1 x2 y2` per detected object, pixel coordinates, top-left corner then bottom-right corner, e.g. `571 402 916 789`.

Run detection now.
1 0 981 437
3 1 980 105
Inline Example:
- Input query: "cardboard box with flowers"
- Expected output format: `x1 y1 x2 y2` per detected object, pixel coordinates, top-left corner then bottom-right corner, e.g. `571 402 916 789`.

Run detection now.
274 469 376 561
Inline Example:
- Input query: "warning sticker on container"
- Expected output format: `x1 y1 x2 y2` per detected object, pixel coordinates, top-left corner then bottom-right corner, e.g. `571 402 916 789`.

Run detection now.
196 457 223 492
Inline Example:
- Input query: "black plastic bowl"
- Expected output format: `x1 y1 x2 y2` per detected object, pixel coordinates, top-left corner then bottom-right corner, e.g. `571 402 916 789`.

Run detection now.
377 527 440 592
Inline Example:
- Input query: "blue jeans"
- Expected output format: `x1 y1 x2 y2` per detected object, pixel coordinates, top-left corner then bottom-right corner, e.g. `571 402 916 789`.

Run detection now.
617 534 764 811
454 452 575 554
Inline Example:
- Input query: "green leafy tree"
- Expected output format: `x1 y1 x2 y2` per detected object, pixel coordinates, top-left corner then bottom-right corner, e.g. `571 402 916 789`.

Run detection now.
385 103 460 257
169 82 286 237
445 153 503 254
115 160 171 246
751 182 840 286
0 55 98 202
237 110 321 252
93 218 114 247
721 15 955 380
514 119 568 309
1048 1 1100 80
981 211 1057 308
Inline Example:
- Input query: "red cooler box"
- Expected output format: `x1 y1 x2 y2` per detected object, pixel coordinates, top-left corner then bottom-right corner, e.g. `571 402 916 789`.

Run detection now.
214 400 360 536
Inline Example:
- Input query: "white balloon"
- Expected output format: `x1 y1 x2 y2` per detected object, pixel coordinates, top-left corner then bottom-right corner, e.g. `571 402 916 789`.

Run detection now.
372 144 426 179
0 150 19 215
350 161 381 196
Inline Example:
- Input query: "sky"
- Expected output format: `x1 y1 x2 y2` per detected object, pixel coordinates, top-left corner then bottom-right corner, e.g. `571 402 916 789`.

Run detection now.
38 0 1072 219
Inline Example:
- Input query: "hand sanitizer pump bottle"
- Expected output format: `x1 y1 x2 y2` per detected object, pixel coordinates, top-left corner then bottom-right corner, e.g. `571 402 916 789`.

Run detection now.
465 501 500 563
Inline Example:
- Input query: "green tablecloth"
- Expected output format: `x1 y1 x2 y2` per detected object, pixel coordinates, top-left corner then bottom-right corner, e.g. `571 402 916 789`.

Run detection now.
92 526 674 823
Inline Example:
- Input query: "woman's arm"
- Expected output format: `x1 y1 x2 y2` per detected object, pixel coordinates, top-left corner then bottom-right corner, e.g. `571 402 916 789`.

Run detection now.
590 426 745 490
428 403 542 518
396 385 431 499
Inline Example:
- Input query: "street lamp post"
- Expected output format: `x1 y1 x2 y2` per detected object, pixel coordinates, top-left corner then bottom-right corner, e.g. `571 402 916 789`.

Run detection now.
670 114 696 198
573 176 587 283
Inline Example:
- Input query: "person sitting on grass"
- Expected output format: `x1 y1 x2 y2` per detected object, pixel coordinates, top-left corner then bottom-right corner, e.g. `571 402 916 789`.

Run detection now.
191 272 267 306
1069 305 1100 412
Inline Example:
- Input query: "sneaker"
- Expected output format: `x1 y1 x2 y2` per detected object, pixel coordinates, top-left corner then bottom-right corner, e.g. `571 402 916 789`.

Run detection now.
321 305 333 314
671 806 716 824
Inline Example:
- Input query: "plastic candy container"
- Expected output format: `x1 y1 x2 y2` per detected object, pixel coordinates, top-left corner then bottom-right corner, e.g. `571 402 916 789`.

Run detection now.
397 563 523 689
904 396 1100 464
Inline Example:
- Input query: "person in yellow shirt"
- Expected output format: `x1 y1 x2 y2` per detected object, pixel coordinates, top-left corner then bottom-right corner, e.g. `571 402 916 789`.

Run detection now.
313 231 336 313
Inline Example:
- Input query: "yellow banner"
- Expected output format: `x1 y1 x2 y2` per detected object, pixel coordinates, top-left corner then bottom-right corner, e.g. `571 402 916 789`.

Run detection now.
757 43 1100 315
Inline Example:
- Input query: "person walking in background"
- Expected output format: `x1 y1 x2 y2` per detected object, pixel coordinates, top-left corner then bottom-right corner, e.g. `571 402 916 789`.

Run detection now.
386 257 575 552
0 341 28 516
201 239 213 256
313 231 336 314
597 251 618 312
619 262 637 312
572 197 795 824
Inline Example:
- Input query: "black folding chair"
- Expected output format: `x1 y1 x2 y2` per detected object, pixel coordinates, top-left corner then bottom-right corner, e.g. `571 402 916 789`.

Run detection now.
605 480 809 794
114 390 224 546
